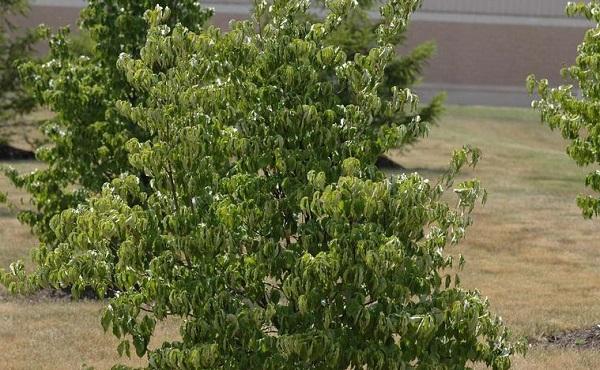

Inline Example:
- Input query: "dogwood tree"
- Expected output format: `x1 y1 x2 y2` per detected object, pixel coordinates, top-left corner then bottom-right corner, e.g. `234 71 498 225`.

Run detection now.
3 1 521 368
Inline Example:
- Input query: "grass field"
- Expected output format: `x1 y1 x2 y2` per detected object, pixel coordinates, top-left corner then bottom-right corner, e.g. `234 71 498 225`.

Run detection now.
1 105 600 369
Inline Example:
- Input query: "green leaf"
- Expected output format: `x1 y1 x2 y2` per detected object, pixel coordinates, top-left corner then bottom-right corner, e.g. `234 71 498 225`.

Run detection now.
117 340 131 358
133 334 147 357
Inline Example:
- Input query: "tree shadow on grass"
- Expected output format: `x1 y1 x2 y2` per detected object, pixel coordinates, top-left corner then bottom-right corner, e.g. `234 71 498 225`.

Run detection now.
377 155 447 178
0 144 34 160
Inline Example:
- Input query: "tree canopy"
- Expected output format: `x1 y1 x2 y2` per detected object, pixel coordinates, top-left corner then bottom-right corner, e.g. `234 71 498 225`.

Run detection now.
4 0 441 255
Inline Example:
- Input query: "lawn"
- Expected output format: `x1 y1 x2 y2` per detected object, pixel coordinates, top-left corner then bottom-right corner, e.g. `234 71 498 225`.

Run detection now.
1 105 600 369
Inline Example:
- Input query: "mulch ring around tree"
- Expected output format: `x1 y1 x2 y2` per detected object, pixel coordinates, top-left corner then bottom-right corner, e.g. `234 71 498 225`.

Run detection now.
535 325 600 349
0 286 116 303
0 288 70 303
0 144 34 160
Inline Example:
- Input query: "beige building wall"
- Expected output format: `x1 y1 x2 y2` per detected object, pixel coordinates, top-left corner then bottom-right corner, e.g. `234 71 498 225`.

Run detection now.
421 0 568 17
20 1 592 106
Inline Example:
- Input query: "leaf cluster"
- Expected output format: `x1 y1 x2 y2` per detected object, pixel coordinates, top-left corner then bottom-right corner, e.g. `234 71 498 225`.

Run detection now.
318 0 444 139
4 0 213 243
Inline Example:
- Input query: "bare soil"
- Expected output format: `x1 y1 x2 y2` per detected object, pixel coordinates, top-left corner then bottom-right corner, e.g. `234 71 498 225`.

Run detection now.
537 325 600 350
0 288 70 303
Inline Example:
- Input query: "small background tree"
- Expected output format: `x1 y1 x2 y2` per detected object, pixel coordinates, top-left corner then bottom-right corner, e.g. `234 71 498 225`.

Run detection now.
0 0 40 154
319 0 444 153
4 1 521 368
528 1 600 219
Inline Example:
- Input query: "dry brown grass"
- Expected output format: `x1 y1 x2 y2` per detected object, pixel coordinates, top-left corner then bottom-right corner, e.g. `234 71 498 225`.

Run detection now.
1 110 52 152
392 106 600 369
0 161 39 270
392 106 600 339
1 105 599 369
0 299 180 370
511 348 600 369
